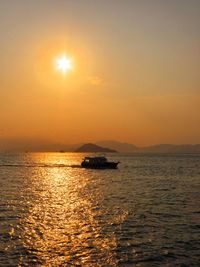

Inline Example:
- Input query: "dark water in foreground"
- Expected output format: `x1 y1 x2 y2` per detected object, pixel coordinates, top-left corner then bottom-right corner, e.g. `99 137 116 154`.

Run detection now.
0 153 200 267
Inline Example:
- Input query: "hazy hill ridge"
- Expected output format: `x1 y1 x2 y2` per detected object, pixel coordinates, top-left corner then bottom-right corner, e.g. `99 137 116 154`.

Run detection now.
96 141 200 153
96 140 139 153
75 143 117 153
0 138 200 153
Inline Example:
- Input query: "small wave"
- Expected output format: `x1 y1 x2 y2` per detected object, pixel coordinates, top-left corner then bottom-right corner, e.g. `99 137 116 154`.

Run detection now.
0 164 82 168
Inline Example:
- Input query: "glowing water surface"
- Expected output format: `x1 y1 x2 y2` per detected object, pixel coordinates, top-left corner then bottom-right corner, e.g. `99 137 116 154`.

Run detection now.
0 153 200 266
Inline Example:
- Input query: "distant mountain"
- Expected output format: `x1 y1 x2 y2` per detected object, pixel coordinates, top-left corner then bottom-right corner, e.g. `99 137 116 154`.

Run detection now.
0 138 81 152
96 140 139 153
140 144 200 153
75 143 117 153
95 140 200 153
0 138 200 153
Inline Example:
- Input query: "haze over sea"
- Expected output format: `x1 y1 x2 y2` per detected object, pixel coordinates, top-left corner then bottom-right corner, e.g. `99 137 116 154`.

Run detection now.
0 152 199 266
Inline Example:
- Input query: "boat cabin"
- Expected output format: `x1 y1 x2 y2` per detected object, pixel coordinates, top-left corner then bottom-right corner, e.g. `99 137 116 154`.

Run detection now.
81 156 119 169
83 157 107 163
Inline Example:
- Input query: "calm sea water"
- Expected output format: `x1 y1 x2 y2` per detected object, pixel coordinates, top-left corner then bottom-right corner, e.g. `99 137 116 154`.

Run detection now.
0 153 199 267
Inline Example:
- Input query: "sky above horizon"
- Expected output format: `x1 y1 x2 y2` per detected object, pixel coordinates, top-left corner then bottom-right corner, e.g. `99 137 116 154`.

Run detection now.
0 0 200 146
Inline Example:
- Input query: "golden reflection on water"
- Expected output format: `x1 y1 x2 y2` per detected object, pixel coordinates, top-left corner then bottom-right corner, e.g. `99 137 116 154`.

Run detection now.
2 153 200 266
19 153 119 266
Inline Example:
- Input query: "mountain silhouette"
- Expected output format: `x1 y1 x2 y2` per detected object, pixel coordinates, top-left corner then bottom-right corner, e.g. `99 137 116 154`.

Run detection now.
96 140 139 152
75 143 117 153
0 138 200 153
96 140 200 153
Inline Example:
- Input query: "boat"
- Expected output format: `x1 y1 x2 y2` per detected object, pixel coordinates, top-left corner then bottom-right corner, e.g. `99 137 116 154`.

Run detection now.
81 156 119 169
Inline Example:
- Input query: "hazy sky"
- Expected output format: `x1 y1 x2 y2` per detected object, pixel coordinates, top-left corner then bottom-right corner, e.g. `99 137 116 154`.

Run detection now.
0 0 199 146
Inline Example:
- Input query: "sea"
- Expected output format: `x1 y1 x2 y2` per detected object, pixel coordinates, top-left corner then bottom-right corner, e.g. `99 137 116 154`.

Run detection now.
0 153 199 267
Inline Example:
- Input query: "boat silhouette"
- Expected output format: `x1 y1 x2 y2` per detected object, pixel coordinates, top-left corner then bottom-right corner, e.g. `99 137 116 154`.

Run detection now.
81 156 119 169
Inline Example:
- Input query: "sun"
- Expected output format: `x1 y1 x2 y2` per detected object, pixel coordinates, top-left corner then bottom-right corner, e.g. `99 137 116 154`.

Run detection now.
54 54 73 74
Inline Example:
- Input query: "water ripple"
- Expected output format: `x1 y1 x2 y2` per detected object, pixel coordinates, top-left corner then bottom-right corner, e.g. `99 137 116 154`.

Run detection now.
0 153 200 266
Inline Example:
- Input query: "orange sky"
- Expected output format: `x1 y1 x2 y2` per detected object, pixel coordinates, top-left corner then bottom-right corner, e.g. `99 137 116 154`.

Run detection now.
0 0 200 146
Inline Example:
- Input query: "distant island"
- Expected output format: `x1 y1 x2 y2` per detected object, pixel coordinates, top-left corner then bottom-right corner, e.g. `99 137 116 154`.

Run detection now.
96 141 200 154
0 138 200 153
75 143 117 153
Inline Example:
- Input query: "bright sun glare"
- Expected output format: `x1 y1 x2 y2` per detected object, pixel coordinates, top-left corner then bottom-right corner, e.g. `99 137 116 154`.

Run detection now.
55 54 73 74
